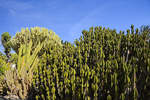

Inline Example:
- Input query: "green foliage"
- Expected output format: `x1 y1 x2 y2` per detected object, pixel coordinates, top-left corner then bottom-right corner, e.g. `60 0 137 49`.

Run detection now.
0 52 7 75
0 52 11 96
1 25 149 100
11 27 62 54
9 53 18 64
4 40 42 99
1 32 11 60
107 94 112 100
32 25 150 100
0 53 18 95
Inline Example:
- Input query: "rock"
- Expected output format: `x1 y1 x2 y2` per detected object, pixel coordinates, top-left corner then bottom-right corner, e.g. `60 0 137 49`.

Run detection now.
3 95 20 100
0 95 5 100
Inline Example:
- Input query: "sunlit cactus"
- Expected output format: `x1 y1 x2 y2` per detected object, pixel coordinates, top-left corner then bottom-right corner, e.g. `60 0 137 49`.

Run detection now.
4 40 42 99
31 25 150 100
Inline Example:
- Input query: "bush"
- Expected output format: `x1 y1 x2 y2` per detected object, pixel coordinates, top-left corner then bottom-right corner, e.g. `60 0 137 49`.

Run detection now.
33 26 150 100
3 41 42 99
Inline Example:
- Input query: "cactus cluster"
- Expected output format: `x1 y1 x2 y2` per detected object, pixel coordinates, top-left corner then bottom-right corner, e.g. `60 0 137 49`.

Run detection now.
33 25 150 100
4 40 42 99
11 27 62 54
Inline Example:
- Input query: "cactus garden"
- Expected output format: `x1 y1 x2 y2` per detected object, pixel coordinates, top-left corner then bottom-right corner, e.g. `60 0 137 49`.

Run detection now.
0 25 150 100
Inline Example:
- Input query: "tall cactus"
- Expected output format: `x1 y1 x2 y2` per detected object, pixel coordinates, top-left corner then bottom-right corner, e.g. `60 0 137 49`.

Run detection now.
31 25 150 100
4 40 42 99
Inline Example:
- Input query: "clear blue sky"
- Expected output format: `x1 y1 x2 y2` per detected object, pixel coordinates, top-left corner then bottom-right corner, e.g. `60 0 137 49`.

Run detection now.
0 0 150 49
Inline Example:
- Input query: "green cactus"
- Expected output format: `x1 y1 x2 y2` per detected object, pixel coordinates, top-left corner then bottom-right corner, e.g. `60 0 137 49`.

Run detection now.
107 94 112 100
4 40 42 99
31 25 150 100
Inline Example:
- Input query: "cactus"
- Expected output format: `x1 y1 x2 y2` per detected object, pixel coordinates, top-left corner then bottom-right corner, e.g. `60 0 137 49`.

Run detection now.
31 25 150 100
11 27 62 54
107 94 112 100
4 40 42 99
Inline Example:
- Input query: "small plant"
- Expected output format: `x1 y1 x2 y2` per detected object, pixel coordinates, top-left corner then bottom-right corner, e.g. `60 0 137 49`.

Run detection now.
4 40 42 99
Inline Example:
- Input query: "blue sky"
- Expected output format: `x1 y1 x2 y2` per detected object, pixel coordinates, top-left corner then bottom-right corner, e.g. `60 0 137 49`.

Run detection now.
0 0 150 50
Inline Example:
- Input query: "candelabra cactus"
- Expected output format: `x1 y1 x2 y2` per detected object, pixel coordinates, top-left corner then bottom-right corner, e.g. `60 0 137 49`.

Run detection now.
31 25 150 100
